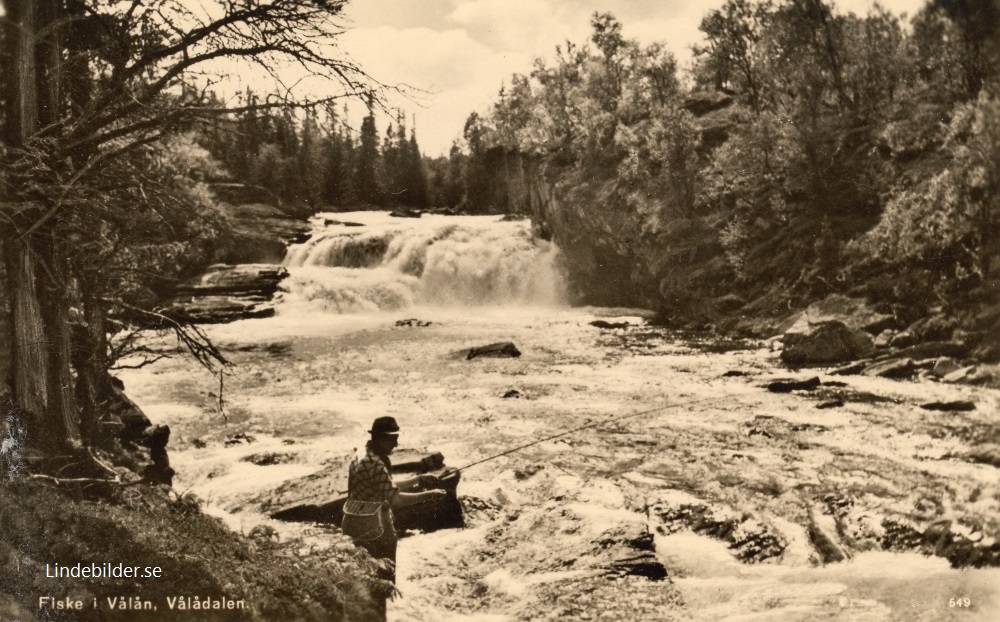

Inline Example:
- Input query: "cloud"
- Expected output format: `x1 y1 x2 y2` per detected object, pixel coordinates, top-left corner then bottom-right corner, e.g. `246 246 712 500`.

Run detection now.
343 26 497 92
341 25 535 155
337 0 929 155
449 0 583 53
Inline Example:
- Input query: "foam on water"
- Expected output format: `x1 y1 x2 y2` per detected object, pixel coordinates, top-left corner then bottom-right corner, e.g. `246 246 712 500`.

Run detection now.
281 212 566 313
116 225 1000 621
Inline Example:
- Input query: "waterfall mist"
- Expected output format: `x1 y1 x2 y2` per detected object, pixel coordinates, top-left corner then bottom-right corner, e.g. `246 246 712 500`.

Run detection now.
281 212 566 314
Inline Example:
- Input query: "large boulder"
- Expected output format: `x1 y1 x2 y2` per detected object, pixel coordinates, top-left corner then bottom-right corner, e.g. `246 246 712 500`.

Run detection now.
778 295 894 336
781 320 875 366
861 358 917 379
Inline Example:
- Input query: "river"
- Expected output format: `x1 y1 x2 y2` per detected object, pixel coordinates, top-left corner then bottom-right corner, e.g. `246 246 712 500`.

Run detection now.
119 212 1000 621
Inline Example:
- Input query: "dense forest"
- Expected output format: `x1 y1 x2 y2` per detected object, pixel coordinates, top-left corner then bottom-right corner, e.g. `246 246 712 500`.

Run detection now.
195 97 435 211
456 0 999 360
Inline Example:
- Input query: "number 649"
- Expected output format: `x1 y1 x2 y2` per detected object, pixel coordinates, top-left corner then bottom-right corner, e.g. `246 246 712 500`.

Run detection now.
949 598 971 608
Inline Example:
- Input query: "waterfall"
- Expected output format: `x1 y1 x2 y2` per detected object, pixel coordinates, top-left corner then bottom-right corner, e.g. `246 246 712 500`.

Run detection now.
280 212 566 313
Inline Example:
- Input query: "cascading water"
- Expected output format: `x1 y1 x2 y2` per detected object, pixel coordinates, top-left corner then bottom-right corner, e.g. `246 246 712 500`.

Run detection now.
280 211 566 314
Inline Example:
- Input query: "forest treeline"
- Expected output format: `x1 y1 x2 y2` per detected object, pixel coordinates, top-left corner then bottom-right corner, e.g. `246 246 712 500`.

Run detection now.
189 91 526 214
195 97 439 210
461 0 999 353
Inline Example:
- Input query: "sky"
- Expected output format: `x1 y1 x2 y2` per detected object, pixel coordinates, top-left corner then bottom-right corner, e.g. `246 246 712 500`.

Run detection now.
334 0 928 156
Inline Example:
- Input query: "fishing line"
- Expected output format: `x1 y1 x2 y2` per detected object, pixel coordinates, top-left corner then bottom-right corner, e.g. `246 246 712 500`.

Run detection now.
334 387 760 496
452 387 761 474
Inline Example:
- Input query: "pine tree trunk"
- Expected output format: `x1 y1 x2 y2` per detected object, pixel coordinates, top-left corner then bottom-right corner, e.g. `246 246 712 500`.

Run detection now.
3 0 81 451
0 241 12 405
9 241 51 437
74 293 109 445
40 237 81 447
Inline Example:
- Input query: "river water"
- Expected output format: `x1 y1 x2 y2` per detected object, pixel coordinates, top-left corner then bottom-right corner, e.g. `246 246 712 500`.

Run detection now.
120 212 1000 621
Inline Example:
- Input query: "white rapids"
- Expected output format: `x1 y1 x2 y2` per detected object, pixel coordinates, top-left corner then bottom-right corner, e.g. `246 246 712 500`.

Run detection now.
281 212 566 313
117 212 1000 622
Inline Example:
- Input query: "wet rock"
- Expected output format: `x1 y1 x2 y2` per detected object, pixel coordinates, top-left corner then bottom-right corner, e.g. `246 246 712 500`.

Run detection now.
605 551 667 581
460 496 504 524
213 201 310 264
861 358 916 379
817 399 845 409
502 389 521 398
747 426 773 438
890 331 918 348
323 219 364 227
594 525 668 581
465 342 521 360
388 209 422 218
829 360 873 376
224 432 257 447
807 507 850 564
391 450 445 473
790 423 829 432
863 315 899 336
109 380 153 442
651 501 786 563
590 320 631 329
241 452 296 466
141 425 174 486
781 320 875 366
964 444 1000 468
895 341 970 360
874 330 895 348
165 264 288 324
103 381 173 485
931 357 962 377
920 400 976 412
396 318 432 327
882 518 1000 568
513 464 544 480
780 295 894 335
722 370 749 377
943 366 977 384
766 377 821 393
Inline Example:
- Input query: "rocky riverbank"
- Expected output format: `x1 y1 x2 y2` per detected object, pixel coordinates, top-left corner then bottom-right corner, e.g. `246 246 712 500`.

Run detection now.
114 303 1000 621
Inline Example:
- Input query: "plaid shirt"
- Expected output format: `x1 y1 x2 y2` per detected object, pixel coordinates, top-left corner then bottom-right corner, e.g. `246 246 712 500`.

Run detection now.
347 443 398 504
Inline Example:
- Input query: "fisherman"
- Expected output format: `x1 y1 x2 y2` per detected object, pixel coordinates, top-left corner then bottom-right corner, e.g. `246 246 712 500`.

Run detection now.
342 416 447 616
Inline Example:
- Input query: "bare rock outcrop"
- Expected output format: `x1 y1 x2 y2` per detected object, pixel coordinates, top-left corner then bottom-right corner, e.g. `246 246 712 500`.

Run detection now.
780 320 875 366
165 263 288 324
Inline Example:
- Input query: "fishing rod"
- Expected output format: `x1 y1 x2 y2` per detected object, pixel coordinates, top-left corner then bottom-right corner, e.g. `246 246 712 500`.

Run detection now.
331 388 758 496
451 388 760 475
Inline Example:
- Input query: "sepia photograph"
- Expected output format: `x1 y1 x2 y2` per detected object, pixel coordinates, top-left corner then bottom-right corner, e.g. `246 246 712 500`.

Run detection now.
1 0 998 620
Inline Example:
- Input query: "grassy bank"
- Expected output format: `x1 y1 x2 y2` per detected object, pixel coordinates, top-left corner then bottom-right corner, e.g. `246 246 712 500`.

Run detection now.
0 480 386 621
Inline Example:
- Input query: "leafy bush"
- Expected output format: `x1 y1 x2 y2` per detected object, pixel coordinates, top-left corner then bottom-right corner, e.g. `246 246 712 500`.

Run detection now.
850 93 1000 286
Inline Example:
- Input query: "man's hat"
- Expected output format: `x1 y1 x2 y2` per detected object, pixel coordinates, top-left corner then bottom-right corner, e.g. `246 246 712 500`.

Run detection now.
369 416 400 435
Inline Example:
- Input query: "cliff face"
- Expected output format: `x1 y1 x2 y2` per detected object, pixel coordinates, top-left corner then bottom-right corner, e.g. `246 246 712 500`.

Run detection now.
465 148 553 230
484 91 998 361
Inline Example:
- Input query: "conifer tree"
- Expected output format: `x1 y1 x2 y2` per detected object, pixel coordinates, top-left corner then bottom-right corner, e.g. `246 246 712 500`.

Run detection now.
407 127 430 208
355 99 383 206
382 123 400 202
